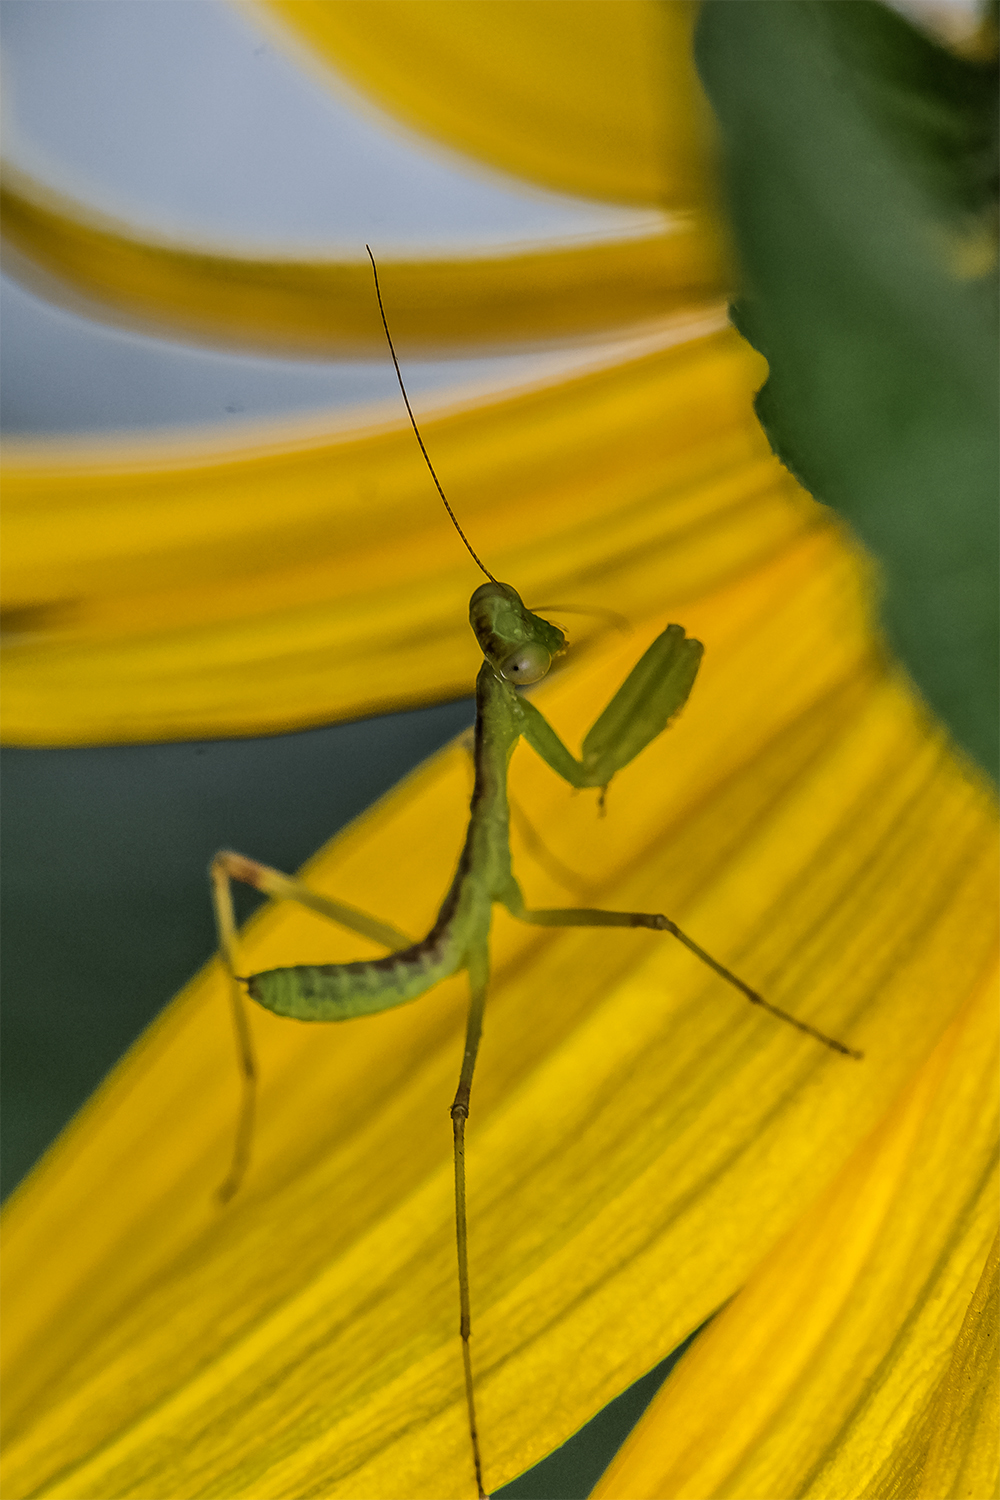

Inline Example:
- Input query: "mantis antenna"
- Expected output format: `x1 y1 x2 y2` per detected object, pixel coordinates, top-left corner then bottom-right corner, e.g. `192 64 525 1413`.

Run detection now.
366 245 497 584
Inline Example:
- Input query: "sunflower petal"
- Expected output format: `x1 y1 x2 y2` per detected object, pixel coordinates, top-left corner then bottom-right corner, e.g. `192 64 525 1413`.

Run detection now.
2 326 822 746
593 963 998 1498
2 508 995 1498
260 0 710 208
909 1234 999 1500
1 165 724 358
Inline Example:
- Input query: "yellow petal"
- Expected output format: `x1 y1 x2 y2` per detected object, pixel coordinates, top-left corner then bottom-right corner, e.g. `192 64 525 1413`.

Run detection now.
0 166 724 358
3 507 996 1497
260 0 710 208
910 1233 999 1500
2 324 815 747
593 963 998 1498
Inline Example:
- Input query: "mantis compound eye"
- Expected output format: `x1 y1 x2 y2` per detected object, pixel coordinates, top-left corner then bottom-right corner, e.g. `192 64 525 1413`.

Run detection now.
499 643 551 685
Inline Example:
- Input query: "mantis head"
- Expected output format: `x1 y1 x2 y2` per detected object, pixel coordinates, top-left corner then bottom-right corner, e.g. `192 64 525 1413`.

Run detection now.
469 582 566 686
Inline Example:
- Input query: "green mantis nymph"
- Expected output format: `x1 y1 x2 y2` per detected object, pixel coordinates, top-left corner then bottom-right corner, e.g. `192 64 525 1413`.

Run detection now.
210 250 861 1499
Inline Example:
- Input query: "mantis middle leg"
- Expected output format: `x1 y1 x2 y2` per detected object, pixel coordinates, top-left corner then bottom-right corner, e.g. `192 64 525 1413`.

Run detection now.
500 886 861 1057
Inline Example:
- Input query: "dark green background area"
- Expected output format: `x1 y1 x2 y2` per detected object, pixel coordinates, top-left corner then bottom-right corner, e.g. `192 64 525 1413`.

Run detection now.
1 704 473 1199
697 0 999 781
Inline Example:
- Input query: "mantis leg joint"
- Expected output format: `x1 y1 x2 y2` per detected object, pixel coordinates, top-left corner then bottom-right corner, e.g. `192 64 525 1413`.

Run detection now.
643 913 679 934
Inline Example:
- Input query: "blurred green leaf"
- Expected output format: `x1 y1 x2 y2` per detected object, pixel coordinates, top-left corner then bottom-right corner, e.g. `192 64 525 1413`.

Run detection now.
696 0 998 778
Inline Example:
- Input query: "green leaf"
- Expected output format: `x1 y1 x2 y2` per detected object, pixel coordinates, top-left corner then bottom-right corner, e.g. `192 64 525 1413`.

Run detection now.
695 0 999 779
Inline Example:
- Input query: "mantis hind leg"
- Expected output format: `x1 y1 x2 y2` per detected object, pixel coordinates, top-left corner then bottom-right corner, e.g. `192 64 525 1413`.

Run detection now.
209 851 415 1202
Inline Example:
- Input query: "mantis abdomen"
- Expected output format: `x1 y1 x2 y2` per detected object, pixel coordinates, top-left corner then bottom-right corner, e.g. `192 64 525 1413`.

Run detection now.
248 929 465 1021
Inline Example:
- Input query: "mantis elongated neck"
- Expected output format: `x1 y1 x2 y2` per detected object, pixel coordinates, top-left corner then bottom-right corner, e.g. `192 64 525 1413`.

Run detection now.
466 664 522 894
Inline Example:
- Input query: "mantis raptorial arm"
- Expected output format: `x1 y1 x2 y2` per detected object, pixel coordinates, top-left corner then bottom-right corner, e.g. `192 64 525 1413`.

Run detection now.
518 622 703 789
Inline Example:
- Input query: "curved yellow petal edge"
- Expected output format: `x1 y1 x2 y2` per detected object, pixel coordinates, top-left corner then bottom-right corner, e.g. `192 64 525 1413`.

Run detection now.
2 326 804 747
2 502 996 1497
593 971 998 1499
0 165 724 359
258 0 712 209
909 1233 999 1500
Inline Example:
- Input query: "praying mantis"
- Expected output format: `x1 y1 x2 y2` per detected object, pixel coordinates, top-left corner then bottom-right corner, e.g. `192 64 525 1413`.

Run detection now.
210 250 861 1500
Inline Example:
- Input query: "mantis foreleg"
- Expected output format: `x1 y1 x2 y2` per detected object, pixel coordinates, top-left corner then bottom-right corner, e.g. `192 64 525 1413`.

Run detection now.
517 622 703 790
